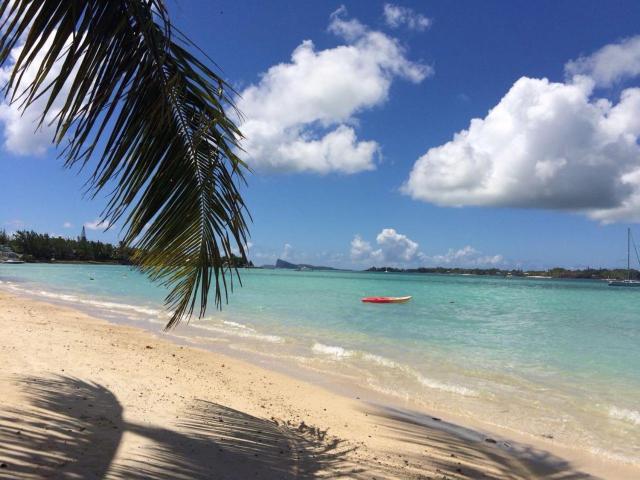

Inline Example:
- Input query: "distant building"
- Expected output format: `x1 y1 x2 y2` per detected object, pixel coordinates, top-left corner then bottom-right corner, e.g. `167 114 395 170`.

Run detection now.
0 245 22 262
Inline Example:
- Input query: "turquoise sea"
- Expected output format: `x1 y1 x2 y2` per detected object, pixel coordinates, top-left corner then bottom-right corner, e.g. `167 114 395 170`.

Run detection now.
1 264 639 464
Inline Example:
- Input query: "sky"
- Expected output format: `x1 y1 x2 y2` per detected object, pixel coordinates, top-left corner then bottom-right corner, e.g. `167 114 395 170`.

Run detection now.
2 0 640 270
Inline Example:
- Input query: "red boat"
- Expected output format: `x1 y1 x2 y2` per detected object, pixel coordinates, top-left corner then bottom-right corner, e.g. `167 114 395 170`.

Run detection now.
361 296 412 304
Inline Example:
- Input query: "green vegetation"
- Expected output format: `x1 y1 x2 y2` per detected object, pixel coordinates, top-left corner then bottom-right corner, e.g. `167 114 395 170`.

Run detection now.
0 229 134 264
0 229 254 268
366 266 639 280
0 0 249 328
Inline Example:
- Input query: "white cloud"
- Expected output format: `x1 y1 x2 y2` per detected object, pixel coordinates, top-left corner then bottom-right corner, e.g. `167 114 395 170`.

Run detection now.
383 3 432 31
427 245 505 267
375 228 419 261
565 35 640 87
84 219 111 231
63 222 73 228
237 7 430 174
350 230 504 267
0 31 76 156
231 240 253 256
350 235 377 262
281 243 294 260
350 228 420 264
404 37 640 223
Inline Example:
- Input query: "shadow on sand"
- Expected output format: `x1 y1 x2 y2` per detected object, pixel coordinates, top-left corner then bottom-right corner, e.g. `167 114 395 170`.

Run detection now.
0 375 599 479
0 375 359 479
362 405 598 480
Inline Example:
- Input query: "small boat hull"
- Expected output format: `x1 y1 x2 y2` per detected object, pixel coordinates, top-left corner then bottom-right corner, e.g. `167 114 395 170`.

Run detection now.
608 280 640 287
361 296 412 304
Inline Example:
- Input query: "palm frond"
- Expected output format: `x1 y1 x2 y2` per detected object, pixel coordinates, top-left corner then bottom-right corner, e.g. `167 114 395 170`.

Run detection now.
0 0 250 329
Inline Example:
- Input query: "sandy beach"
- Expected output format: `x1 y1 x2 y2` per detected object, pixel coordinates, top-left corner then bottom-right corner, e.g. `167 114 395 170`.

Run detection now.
0 290 637 480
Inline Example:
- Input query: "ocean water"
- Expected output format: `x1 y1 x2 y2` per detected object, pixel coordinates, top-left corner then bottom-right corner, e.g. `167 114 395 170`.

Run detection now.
1 264 639 464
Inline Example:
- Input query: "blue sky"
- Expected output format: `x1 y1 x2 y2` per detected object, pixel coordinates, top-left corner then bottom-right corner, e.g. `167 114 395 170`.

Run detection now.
2 1 640 269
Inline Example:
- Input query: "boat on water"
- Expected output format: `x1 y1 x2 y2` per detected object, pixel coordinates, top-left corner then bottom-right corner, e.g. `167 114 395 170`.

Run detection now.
361 296 412 304
609 228 640 287
2 259 25 264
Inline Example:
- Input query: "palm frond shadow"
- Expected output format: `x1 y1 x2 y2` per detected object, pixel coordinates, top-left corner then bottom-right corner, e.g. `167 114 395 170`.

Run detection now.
0 375 124 479
0 375 361 479
115 400 361 479
363 405 598 480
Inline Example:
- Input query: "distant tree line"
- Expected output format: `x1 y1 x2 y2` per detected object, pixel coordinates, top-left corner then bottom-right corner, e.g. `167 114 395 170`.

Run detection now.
526 267 639 280
366 266 639 280
0 229 254 267
0 229 135 263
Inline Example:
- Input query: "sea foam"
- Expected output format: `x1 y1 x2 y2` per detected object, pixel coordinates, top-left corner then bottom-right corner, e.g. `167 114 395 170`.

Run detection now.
1 282 161 317
311 342 478 397
194 318 284 344
312 342 354 358
609 407 640 426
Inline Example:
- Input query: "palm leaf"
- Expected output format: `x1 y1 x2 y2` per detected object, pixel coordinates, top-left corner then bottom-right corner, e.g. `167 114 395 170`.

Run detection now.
0 0 250 329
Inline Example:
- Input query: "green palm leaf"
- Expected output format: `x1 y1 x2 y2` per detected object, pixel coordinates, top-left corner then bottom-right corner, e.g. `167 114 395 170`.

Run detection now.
0 0 250 329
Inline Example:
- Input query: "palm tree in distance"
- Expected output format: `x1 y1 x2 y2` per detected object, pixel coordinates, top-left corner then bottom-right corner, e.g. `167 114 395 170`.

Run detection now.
0 0 250 329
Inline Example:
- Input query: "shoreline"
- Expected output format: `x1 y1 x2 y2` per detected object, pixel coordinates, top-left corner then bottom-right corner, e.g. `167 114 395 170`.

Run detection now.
3 261 635 281
1 291 638 479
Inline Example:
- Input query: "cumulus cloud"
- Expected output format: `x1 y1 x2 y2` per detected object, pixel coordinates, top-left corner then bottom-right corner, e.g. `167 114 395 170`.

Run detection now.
404 37 640 223
427 246 505 267
237 7 430 174
375 228 419 261
350 230 504 267
84 219 111 231
0 31 76 156
350 228 420 264
63 222 73 228
350 235 379 262
565 35 640 87
383 3 432 31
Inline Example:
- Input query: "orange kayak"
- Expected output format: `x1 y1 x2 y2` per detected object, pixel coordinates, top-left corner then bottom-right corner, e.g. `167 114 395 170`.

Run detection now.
361 296 412 304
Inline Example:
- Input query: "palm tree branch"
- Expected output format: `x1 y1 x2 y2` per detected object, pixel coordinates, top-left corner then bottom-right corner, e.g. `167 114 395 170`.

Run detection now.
0 0 250 329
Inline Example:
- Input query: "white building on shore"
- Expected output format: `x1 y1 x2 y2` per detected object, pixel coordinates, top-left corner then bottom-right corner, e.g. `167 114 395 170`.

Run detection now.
0 245 24 263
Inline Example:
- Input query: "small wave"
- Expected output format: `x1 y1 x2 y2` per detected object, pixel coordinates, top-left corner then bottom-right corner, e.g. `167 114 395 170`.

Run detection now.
1 282 162 317
193 319 284 344
361 352 402 369
311 343 477 397
365 379 410 401
312 342 354 358
415 374 477 397
222 320 252 330
35 289 161 317
361 351 477 396
609 407 640 426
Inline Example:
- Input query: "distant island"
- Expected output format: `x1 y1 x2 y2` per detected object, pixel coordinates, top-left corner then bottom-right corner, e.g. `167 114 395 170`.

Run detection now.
257 258 344 271
259 258 343 271
365 266 640 281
